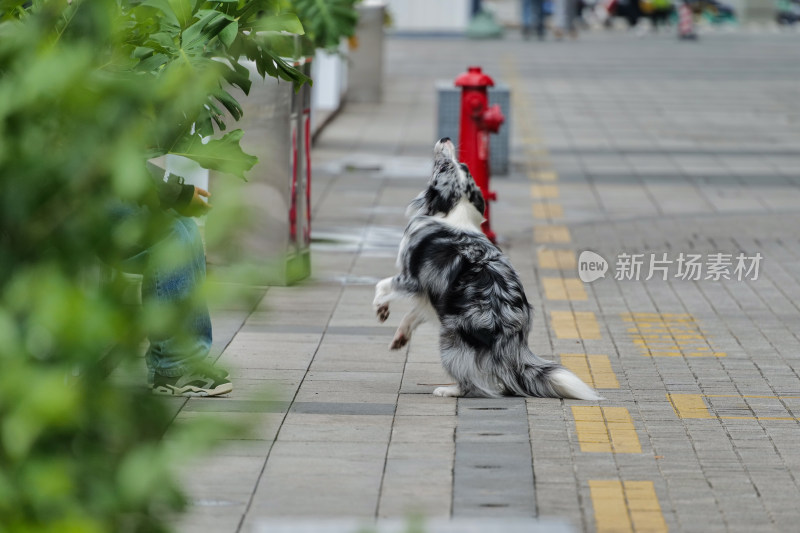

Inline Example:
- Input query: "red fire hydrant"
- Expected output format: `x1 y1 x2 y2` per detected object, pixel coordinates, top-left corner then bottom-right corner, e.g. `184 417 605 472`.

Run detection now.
455 66 505 243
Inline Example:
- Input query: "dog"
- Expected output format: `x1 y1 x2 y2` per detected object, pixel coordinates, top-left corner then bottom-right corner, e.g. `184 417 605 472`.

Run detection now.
372 138 602 400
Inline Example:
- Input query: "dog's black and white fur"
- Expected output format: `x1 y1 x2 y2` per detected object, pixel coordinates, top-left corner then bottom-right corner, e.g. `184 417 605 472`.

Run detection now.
373 138 602 400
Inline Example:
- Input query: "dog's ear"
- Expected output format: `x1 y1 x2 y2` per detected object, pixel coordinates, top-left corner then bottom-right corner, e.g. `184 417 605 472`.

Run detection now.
406 190 428 216
467 181 485 216
460 164 485 216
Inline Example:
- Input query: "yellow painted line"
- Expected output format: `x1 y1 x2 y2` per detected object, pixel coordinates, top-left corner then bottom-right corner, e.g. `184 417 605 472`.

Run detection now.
590 480 632 533
603 408 642 454
573 406 641 453
527 149 550 160
623 312 726 358
537 249 577 270
551 311 601 340
529 157 552 167
667 394 713 419
572 406 614 453
625 481 669 533
668 393 800 421
502 56 557 189
534 226 571 243
542 277 587 301
706 394 800 399
528 169 558 182
530 184 560 199
561 354 620 389
588 355 621 389
532 203 564 219
559 354 593 386
722 416 797 421
590 480 668 533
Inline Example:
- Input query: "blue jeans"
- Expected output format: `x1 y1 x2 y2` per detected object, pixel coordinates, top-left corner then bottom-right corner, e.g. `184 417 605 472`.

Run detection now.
107 204 212 382
522 0 545 37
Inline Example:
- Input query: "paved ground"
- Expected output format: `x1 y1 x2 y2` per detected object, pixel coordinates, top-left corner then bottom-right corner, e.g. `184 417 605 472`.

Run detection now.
168 29 800 533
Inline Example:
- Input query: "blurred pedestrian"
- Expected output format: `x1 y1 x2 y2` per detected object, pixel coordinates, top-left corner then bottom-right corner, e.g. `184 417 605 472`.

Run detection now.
521 0 546 39
472 0 482 15
617 0 642 27
105 162 232 397
552 0 579 38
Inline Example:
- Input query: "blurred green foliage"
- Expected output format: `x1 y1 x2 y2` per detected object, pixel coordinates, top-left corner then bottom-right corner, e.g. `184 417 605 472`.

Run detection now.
289 0 359 51
0 0 346 531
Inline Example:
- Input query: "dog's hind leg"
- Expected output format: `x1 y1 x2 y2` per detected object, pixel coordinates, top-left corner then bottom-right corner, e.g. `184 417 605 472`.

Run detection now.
437 333 503 398
433 384 462 397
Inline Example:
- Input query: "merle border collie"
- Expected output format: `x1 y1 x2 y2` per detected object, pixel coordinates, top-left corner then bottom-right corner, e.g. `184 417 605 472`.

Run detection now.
372 138 602 400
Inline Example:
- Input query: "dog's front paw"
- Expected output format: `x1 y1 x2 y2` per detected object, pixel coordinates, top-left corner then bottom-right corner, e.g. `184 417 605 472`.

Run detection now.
433 385 461 397
389 331 408 350
376 304 390 323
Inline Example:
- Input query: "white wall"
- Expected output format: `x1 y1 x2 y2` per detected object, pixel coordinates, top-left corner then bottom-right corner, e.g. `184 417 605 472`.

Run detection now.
384 0 471 32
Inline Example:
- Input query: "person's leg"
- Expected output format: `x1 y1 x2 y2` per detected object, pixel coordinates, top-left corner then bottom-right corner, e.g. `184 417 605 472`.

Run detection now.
141 213 212 384
553 0 567 37
534 0 546 38
106 203 229 396
522 0 534 36
107 204 214 384
566 0 578 34
472 0 482 15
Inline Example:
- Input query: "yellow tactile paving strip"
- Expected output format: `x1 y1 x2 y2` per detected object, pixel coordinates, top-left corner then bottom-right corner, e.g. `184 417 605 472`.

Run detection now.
622 312 726 357
560 354 620 389
551 310 602 340
667 393 714 419
537 249 577 270
530 184 560 199
504 55 668 532
572 406 642 454
532 202 564 220
668 393 800 421
590 480 669 533
534 225 571 243
529 169 558 181
542 277 588 301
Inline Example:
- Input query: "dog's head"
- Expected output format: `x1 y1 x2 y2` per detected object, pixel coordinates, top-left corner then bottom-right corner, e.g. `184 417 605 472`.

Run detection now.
407 138 485 219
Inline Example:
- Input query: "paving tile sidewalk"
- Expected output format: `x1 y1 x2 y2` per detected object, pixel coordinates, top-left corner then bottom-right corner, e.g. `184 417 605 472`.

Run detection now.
171 31 800 533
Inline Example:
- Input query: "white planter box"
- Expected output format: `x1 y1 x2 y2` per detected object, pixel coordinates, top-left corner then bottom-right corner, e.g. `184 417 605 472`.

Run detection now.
310 42 349 135
384 0 471 32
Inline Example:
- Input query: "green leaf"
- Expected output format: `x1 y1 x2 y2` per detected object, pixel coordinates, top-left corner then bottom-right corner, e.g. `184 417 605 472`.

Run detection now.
147 31 179 52
218 19 237 47
181 9 228 50
0 0 29 21
170 130 256 180
255 32 297 59
195 114 214 137
212 88 242 121
136 52 170 72
168 0 194 28
223 59 251 95
291 0 357 49
249 12 305 35
141 0 181 27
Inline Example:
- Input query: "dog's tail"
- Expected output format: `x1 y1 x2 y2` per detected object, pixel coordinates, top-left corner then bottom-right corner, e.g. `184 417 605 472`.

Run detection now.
546 367 604 401
511 348 603 401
